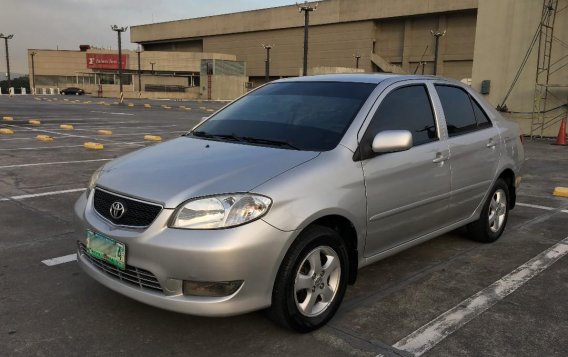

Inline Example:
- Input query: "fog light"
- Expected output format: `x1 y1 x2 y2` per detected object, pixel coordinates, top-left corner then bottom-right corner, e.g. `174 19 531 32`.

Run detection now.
183 280 243 297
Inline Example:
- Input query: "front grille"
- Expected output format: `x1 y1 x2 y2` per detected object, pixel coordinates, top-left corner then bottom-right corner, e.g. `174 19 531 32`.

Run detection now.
93 188 162 228
79 243 163 293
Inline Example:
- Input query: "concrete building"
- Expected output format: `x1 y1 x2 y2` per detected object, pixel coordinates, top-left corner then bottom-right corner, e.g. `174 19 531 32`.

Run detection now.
131 0 478 84
27 48 248 100
130 0 567 136
471 0 568 137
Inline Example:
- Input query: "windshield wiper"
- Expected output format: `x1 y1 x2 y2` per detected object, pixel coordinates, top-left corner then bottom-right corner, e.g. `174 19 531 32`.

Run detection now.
192 131 245 142
241 137 301 150
213 133 245 142
191 130 214 138
192 131 300 150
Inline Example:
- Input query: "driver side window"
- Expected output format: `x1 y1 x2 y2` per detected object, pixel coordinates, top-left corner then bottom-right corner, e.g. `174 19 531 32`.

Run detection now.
360 85 438 159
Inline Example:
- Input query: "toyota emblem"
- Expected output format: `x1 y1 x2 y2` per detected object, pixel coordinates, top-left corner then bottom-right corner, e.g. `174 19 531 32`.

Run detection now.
110 201 126 220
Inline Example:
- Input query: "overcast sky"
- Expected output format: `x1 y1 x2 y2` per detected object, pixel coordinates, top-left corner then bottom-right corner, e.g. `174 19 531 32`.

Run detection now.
0 0 296 75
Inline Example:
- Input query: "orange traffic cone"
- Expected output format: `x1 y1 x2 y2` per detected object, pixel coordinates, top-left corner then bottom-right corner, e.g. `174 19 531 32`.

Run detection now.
554 115 567 146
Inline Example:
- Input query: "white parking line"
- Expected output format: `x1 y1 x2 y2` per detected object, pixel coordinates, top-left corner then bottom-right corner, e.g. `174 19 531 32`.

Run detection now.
393 236 568 356
0 188 85 202
516 202 555 211
0 158 111 169
42 254 77 266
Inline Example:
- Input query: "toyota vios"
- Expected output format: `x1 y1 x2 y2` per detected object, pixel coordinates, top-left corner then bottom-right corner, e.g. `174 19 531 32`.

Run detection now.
75 74 524 332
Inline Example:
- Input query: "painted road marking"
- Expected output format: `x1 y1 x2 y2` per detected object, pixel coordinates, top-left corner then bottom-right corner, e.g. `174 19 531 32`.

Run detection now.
0 140 153 151
0 158 111 169
393 236 568 356
0 188 85 202
42 254 77 266
2 124 145 147
516 202 555 211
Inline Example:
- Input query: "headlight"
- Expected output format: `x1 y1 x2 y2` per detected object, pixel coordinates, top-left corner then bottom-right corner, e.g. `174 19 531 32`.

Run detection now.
87 166 103 191
170 194 272 229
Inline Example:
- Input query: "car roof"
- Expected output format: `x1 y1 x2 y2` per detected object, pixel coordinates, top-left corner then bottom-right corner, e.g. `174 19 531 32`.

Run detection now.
273 73 447 85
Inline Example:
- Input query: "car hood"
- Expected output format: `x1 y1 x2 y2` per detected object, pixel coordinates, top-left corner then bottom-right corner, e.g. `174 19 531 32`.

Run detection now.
97 137 319 208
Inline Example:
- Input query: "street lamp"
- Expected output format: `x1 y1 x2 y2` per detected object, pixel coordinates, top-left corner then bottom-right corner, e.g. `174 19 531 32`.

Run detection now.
0 33 14 90
30 51 37 94
262 44 273 82
136 46 142 95
111 25 128 103
354 52 361 69
297 2 317 76
430 30 446 75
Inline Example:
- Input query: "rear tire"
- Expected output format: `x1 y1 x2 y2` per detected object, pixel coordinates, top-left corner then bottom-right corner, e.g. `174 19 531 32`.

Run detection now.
267 225 348 332
467 178 509 243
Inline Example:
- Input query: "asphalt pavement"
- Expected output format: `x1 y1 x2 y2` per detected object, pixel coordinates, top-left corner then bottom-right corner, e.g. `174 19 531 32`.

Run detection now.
0 95 567 356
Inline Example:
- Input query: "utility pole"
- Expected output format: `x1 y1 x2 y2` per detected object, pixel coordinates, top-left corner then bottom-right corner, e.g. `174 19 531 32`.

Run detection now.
0 34 14 90
262 44 273 82
30 51 37 94
150 62 155 74
297 2 317 76
354 52 361 69
430 30 446 76
136 46 142 95
111 25 128 103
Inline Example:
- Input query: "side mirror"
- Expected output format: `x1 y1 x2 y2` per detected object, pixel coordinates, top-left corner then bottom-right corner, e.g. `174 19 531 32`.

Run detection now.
371 130 413 153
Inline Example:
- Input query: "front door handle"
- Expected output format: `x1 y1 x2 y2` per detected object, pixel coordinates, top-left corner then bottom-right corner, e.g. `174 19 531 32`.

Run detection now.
433 153 448 164
486 139 497 149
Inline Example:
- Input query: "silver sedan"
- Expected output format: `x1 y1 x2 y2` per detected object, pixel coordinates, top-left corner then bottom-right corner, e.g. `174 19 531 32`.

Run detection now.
75 74 524 332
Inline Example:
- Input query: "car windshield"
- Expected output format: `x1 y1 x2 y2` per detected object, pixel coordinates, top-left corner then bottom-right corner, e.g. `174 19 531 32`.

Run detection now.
192 81 377 151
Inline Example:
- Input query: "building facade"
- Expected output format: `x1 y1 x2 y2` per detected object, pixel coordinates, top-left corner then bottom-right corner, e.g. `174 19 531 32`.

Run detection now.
131 0 478 84
27 48 248 100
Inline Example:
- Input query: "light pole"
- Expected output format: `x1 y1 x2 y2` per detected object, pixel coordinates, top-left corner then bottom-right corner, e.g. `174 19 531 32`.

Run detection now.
30 51 37 94
262 44 273 82
354 52 361 69
297 2 317 76
431 30 446 75
111 25 128 103
136 46 142 95
0 34 14 90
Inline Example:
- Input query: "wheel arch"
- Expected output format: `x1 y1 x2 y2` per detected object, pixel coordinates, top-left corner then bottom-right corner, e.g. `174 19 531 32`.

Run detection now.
298 215 359 285
498 168 516 209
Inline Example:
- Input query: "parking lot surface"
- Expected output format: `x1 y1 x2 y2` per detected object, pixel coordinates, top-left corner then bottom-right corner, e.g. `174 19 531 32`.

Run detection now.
1 95 567 356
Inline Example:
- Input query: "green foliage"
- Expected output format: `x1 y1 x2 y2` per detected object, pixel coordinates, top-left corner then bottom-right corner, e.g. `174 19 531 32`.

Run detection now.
0 75 30 94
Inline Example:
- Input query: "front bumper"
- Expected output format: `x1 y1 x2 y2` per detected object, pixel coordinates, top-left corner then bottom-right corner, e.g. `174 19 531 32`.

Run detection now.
74 190 296 317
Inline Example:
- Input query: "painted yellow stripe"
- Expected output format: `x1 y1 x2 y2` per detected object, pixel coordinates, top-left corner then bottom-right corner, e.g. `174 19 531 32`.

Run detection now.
3 116 14 121
97 130 113 135
0 128 14 134
60 124 74 130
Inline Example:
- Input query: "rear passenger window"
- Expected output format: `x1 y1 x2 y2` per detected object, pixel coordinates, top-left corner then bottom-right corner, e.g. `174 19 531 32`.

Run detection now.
435 85 478 137
471 98 492 129
364 85 437 150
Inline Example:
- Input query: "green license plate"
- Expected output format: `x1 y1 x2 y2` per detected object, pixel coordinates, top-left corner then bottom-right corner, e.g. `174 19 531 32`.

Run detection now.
86 230 126 270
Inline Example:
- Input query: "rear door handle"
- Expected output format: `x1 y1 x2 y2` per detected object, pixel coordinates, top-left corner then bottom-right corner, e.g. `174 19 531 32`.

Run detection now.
433 153 448 163
486 139 497 149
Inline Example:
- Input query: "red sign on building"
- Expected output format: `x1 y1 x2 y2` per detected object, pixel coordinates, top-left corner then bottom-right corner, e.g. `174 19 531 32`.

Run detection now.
86 53 128 69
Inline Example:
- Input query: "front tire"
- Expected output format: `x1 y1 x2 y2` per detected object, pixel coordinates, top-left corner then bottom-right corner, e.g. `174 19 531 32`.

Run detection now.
268 225 348 332
467 178 510 243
